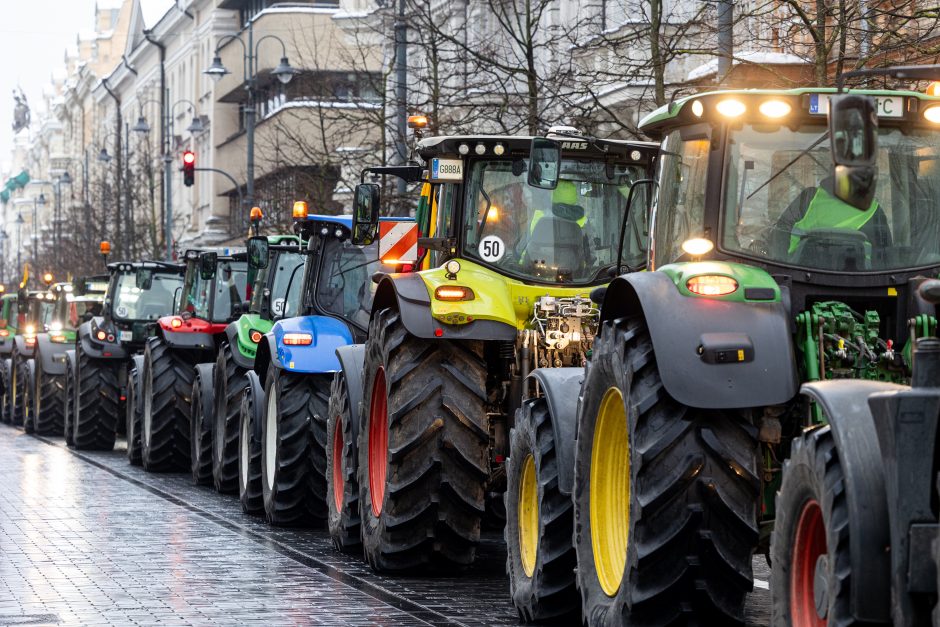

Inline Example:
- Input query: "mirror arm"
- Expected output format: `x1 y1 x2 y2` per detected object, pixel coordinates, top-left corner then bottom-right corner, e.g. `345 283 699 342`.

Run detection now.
418 237 452 252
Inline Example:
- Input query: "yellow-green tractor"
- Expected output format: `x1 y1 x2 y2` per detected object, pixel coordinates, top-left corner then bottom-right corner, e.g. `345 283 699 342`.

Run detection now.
324 131 658 567
506 84 940 624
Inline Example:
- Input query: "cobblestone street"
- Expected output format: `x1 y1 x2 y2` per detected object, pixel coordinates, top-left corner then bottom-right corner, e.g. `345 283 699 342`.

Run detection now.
0 424 771 625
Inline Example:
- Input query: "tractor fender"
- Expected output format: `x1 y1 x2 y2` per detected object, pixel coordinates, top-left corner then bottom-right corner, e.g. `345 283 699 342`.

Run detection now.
244 369 265 443
801 380 902 623
0 337 13 356
524 367 585 496
224 323 254 370
267 315 353 374
34 334 67 376
13 335 35 358
600 272 798 409
373 274 516 341
335 344 365 427
193 362 216 423
76 319 129 360
253 335 274 383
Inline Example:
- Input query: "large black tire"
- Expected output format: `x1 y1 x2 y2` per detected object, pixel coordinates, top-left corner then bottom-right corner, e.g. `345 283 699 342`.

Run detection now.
141 336 195 472
326 371 361 552
32 346 64 435
11 353 28 428
22 359 34 434
573 316 760 625
125 355 144 465
212 343 244 493
771 425 872 626
62 352 75 445
190 363 215 485
238 371 264 515
358 308 488 571
0 357 11 424
72 342 119 450
505 397 578 622
261 367 329 526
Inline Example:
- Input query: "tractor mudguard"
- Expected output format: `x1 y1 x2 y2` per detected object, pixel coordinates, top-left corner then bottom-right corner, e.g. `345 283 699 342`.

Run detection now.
224 323 254 370
268 315 353 374
13 336 35 358
34 334 68 376
373 274 516 341
245 369 265 443
525 367 585 497
77 319 129 360
335 344 365 424
600 272 798 409
160 328 216 351
800 379 903 623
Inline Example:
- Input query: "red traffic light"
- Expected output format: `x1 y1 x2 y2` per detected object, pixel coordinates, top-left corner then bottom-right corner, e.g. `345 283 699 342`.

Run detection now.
183 151 195 165
182 151 195 186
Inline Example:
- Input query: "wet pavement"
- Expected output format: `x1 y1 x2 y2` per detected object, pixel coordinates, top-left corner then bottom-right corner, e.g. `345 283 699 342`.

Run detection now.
0 424 771 625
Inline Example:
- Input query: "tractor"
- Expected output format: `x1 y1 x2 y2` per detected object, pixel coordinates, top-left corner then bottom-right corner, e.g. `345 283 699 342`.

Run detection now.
9 284 57 430
32 279 107 436
240 208 408 526
0 290 18 423
325 132 657 566
68 261 184 453
192 231 304 490
139 249 247 472
503 83 940 624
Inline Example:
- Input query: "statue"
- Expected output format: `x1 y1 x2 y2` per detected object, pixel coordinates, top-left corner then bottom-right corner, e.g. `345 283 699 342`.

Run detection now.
12 88 30 134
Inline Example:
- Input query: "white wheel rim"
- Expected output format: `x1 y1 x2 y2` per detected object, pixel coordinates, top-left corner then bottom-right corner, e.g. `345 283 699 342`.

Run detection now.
240 406 250 490
142 360 152 447
265 387 277 492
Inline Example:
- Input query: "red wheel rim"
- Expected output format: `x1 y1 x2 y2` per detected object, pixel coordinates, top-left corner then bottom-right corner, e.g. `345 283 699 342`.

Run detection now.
368 367 388 516
790 499 827 626
332 416 344 512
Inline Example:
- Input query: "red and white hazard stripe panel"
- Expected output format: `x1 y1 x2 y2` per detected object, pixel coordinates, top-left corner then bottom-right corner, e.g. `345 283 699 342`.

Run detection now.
379 221 419 263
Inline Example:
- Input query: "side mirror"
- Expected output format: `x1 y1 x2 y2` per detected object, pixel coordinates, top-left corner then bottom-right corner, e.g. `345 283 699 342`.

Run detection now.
352 183 381 246
528 137 561 189
829 94 878 210
199 252 218 280
135 269 154 290
247 236 269 270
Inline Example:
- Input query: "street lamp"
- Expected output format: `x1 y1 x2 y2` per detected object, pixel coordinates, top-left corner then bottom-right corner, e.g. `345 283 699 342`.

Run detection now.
133 97 209 260
206 21 298 215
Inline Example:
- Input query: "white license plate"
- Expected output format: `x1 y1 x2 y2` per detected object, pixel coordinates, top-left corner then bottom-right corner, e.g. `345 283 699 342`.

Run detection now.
119 331 133 342
809 94 904 118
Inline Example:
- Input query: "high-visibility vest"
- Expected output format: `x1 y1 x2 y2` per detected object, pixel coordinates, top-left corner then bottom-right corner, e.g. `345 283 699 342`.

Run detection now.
788 187 878 254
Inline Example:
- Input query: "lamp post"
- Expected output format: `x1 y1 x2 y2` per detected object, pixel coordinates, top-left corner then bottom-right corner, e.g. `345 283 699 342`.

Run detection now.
32 192 45 264
205 18 298 218
133 98 207 260
15 213 24 276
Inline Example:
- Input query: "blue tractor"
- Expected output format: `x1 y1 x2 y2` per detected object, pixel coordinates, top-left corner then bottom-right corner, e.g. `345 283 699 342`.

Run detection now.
238 210 410 526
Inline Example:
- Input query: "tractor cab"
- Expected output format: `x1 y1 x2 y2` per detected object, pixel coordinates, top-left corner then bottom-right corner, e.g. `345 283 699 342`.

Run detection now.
0 292 17 355
46 282 105 342
23 290 55 348
163 249 249 333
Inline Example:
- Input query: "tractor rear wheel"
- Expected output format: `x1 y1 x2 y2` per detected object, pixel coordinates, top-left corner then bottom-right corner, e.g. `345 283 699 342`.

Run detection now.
125 356 144 465
62 354 74 445
189 363 215 485
141 336 194 472
238 371 264 515
1 357 12 424
326 371 361 552
505 397 578 622
33 348 64 435
22 359 34 433
573 316 759 625
72 343 119 450
11 353 28 428
359 308 488 571
261 367 329 526
212 343 244 493
771 425 871 626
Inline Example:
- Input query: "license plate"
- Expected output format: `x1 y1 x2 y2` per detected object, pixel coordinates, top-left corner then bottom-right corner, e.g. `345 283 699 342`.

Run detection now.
430 158 463 182
809 94 904 118
119 331 133 342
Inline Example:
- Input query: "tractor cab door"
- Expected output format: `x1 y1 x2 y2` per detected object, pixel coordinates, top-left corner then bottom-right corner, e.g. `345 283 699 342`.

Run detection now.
426 182 458 268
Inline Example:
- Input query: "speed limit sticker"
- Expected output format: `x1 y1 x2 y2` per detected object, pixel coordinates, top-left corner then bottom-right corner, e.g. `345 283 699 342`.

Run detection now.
479 235 505 262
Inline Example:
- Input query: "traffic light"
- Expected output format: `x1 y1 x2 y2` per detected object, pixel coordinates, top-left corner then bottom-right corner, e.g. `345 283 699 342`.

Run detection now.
182 150 195 187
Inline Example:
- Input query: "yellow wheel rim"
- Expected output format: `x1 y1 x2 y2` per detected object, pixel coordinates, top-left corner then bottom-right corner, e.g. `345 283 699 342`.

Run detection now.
518 453 539 577
590 386 630 597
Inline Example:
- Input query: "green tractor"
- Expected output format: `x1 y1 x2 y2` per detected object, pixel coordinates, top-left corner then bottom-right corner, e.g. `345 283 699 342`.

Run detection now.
9 286 57 430
31 279 106 435
505 85 940 624
0 290 18 423
195 232 304 491
327 132 657 566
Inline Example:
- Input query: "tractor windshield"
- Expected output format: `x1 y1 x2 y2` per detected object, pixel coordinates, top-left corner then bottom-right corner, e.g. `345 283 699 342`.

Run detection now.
112 272 184 322
27 297 54 330
249 250 304 318
721 123 940 271
53 295 103 328
464 158 646 284
184 260 248 323
314 238 398 330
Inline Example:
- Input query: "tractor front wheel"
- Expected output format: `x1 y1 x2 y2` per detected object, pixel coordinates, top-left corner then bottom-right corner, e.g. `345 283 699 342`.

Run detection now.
358 308 488 571
238 371 264 515
261 367 329 526
21 359 34 433
326 371 361 552
189 363 215 485
11 353 28 428
505 397 578 622
72 343 119 450
212 343 244 493
141 336 194 472
125 356 144 465
33 347 64 435
573 316 759 625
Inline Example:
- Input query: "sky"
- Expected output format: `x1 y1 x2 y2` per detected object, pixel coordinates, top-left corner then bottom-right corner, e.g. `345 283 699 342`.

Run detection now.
0 0 173 170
